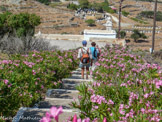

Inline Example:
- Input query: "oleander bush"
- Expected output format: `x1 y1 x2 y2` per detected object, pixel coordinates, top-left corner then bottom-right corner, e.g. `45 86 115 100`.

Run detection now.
0 49 79 120
72 44 162 121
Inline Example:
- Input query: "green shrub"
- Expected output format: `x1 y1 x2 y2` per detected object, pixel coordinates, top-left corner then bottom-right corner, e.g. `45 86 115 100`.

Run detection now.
67 3 79 10
36 0 50 5
122 11 129 17
131 29 147 42
0 12 40 37
0 50 78 118
130 17 148 24
78 0 89 9
50 2 62 8
85 19 95 26
138 11 162 21
72 45 162 121
116 30 127 39
90 3 103 13
120 30 127 38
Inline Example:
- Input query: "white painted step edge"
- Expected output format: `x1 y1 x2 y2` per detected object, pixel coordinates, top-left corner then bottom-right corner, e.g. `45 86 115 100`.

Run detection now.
45 97 79 103
62 78 92 82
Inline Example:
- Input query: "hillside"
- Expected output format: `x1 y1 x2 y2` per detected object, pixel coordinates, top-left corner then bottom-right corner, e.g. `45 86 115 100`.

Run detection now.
0 0 105 34
0 0 161 51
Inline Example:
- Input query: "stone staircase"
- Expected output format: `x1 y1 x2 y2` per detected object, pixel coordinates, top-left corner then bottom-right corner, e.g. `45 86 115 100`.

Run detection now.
15 68 92 122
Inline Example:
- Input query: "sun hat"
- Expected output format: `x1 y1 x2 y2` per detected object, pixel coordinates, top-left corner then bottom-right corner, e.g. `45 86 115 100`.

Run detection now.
82 40 87 45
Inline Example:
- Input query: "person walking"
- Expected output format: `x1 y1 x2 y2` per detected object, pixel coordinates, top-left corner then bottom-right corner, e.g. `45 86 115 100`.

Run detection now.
89 42 98 68
78 40 90 79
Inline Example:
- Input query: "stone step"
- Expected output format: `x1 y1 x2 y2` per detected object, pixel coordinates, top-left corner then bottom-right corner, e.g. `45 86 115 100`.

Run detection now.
19 108 79 122
38 98 78 109
71 71 90 75
46 89 79 99
60 83 79 90
71 71 81 74
62 78 91 84
75 68 81 71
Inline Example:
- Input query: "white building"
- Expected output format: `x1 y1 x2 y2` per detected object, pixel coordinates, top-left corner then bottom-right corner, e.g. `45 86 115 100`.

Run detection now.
84 29 116 41
84 16 116 41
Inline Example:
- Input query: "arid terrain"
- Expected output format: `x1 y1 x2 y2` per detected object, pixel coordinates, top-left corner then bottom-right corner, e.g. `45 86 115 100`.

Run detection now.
0 0 161 51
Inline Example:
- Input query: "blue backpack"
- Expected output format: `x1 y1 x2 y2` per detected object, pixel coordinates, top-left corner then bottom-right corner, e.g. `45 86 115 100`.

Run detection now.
90 47 98 60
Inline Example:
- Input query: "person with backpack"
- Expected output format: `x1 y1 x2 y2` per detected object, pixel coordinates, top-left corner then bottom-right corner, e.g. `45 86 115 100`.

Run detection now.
78 40 90 79
90 42 98 67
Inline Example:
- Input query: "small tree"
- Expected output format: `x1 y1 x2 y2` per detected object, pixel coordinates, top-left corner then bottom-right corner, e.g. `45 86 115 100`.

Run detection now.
78 0 89 9
67 3 79 10
85 19 95 26
122 11 129 17
0 12 41 38
36 0 50 5
116 30 126 39
120 31 126 39
131 29 147 42
91 3 103 13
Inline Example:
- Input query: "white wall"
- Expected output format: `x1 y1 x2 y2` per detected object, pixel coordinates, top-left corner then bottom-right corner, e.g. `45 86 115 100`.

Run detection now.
84 33 116 41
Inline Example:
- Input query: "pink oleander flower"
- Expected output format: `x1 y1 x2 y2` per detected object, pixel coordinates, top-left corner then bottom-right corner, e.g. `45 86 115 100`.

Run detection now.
40 117 51 122
32 54 36 57
54 82 57 85
103 117 107 122
110 113 113 116
73 114 77 122
40 112 51 122
94 106 98 109
108 100 114 105
120 83 127 88
150 116 160 122
148 109 158 114
4 79 9 85
119 109 125 115
68 59 72 62
155 80 162 89
95 62 100 66
82 118 90 122
8 84 12 88
149 91 154 95
32 70 36 75
144 93 149 98
50 106 63 122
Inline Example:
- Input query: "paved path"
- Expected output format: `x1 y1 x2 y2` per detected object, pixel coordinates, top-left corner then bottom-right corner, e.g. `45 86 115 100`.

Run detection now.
106 13 133 27
16 68 92 122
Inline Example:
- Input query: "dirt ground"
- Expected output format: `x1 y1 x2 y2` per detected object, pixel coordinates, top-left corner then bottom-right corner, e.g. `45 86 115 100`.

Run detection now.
126 32 162 51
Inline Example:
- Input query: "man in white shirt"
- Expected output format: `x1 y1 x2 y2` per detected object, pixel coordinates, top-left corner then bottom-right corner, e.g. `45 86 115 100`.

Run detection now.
78 40 90 79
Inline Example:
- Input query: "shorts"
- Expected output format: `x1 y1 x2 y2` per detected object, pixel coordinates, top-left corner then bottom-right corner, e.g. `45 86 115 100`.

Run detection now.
79 63 90 68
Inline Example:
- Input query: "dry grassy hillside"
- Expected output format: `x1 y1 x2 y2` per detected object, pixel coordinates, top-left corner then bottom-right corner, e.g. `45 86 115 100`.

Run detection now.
0 0 161 51
0 0 105 34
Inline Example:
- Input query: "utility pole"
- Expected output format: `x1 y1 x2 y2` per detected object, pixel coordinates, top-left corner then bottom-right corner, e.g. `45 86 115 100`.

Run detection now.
118 0 123 39
151 0 158 54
